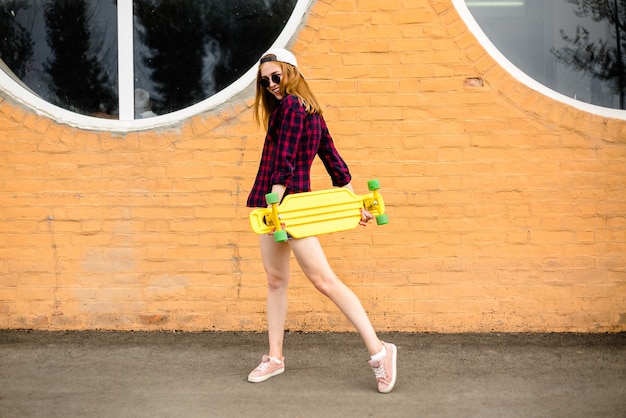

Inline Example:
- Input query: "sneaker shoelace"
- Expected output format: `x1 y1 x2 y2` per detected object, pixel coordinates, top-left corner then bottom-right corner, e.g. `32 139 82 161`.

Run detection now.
254 361 271 372
372 362 387 379
254 358 280 373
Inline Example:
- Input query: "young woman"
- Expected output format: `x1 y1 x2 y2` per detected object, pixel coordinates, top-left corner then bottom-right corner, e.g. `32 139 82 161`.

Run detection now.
246 48 397 393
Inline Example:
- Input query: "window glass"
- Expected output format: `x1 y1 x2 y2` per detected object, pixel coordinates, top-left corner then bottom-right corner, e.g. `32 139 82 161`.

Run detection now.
0 0 118 118
465 0 625 110
132 0 297 117
0 0 298 120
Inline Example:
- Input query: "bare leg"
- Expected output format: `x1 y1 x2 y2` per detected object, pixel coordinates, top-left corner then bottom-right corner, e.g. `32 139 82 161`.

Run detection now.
289 236 384 356
259 234 291 360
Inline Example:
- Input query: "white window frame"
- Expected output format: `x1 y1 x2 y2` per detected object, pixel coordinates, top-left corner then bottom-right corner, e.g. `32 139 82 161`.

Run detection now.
453 0 626 121
0 0 311 132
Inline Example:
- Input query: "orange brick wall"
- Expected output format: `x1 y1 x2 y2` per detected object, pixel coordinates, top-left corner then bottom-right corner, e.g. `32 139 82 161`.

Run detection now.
0 0 625 332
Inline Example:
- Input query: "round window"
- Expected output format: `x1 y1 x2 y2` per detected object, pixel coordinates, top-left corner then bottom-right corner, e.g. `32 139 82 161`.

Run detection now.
0 0 304 130
457 0 625 114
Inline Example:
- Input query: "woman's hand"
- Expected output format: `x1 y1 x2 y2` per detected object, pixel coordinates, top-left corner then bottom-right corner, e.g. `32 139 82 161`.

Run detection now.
359 208 374 226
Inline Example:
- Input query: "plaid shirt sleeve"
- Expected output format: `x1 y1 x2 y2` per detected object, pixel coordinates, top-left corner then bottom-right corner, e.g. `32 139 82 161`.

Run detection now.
317 117 351 187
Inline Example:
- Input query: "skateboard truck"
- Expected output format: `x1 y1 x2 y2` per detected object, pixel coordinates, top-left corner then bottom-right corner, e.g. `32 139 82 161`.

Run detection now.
265 192 289 242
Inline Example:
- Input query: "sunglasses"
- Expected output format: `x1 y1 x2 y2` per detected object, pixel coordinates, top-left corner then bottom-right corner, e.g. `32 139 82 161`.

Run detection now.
260 74 281 89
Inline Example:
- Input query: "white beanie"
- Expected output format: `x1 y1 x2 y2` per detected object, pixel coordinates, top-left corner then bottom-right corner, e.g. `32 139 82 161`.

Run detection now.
259 48 298 68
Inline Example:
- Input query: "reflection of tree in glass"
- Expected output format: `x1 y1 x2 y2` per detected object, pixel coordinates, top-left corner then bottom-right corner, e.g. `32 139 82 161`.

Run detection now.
134 0 296 114
551 0 625 109
0 0 34 78
211 0 297 93
134 0 211 114
43 0 116 115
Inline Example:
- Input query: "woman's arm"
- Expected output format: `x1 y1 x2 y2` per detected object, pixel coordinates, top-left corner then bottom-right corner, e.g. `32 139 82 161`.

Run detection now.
270 183 287 204
317 120 352 187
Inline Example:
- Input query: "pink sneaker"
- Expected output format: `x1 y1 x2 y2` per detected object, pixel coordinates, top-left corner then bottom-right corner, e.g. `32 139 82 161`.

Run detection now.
248 355 285 383
369 342 397 393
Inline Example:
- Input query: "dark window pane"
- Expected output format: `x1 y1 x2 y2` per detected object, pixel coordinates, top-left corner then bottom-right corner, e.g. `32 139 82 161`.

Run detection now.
466 0 625 110
133 0 297 116
0 0 119 118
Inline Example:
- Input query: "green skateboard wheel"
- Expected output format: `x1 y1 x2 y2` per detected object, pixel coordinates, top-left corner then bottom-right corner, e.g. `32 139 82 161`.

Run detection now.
265 192 280 205
273 230 289 242
375 213 389 225
367 179 380 191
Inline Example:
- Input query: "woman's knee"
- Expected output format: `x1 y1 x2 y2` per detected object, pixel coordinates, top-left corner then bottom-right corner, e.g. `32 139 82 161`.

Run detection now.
309 274 339 297
267 273 289 291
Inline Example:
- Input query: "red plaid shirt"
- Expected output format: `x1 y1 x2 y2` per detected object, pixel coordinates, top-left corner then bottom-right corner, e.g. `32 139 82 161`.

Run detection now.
247 95 352 208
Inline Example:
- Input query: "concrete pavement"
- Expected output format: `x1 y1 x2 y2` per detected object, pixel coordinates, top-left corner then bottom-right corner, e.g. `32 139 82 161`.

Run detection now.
0 331 624 417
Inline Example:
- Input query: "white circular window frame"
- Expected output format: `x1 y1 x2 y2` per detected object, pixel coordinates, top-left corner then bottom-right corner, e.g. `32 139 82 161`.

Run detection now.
453 0 626 121
0 0 311 132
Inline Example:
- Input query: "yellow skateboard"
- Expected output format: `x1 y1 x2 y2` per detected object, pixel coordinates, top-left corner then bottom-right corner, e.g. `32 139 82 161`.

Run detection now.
249 179 388 242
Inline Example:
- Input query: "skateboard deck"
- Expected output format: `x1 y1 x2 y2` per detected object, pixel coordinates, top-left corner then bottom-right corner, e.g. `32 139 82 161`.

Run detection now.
249 179 388 242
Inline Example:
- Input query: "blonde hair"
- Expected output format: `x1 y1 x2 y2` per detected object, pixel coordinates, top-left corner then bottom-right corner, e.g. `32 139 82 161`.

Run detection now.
253 61 322 129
